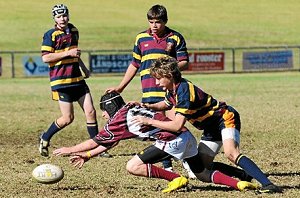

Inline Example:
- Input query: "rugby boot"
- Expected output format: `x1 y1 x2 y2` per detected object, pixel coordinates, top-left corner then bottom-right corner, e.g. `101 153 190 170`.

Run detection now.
257 183 283 194
39 134 49 157
182 160 196 179
237 181 259 191
162 176 188 193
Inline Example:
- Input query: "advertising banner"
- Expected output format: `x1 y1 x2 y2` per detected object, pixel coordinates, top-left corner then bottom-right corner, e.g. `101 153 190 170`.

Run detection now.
243 50 293 70
188 52 224 71
23 56 48 76
90 54 131 73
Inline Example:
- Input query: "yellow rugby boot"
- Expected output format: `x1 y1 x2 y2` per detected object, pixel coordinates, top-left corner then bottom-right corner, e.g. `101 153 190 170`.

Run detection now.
237 181 259 191
162 176 188 193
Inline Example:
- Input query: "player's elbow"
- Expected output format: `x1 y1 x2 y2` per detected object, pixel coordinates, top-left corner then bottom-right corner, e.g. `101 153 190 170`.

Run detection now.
174 124 184 132
171 120 186 132
42 55 51 63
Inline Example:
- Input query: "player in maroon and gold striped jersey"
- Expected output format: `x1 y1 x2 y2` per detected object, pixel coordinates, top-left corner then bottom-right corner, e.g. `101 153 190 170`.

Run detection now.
106 3 189 173
53 92 258 193
133 56 282 194
39 4 98 157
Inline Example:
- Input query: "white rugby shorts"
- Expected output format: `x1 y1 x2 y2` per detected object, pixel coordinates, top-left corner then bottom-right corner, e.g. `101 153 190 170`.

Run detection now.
154 131 198 160
199 128 240 157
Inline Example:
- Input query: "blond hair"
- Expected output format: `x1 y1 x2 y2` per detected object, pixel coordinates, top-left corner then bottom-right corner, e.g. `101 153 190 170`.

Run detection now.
150 56 181 83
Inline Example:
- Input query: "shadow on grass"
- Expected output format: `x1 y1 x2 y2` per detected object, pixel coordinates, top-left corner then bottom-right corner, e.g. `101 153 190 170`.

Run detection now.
186 185 235 192
53 186 100 191
112 153 136 157
267 171 300 191
266 171 300 177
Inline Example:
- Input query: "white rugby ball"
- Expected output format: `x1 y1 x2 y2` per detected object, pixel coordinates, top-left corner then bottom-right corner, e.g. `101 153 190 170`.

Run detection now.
32 164 64 184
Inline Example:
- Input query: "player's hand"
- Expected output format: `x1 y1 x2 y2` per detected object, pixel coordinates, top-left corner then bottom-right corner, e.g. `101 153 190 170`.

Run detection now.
127 101 141 106
105 87 122 94
69 155 86 169
53 147 72 156
141 103 150 108
67 48 81 57
132 115 152 126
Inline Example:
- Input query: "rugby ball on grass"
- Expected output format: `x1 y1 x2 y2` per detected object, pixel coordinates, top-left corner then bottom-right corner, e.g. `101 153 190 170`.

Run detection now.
32 164 64 184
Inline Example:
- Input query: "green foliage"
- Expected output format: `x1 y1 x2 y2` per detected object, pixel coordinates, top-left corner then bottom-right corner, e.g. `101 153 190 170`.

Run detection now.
0 73 300 197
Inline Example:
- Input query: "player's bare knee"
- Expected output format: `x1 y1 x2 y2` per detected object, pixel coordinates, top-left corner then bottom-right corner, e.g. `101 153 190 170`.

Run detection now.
61 115 74 126
126 160 136 174
85 108 96 119
224 150 239 163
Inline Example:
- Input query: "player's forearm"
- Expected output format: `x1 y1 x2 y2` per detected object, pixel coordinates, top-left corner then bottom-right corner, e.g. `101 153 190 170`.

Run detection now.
42 51 70 63
149 113 186 132
148 119 183 132
146 101 169 111
117 64 138 92
178 60 188 71
69 139 98 153
86 145 108 158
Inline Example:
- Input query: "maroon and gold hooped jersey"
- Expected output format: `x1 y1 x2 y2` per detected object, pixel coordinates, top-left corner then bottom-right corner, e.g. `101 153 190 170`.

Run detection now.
41 23 84 91
131 27 189 103
93 103 183 148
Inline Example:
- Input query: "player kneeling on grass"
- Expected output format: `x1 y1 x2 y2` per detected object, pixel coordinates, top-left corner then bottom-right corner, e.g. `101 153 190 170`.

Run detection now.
53 92 258 193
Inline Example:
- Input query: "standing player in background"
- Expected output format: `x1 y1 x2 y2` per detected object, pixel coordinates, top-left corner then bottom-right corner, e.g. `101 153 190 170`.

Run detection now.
106 4 189 171
39 4 98 157
133 56 283 194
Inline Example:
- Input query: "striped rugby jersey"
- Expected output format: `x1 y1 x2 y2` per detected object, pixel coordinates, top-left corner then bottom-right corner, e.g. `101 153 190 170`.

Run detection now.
164 78 228 130
93 103 182 148
41 23 84 91
131 27 189 103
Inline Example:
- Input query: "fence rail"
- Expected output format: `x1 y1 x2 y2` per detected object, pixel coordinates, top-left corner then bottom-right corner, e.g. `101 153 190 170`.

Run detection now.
0 45 299 78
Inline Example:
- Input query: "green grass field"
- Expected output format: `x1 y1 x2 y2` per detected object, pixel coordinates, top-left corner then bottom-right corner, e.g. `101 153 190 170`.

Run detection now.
1 0 300 197
0 73 299 197
1 0 300 51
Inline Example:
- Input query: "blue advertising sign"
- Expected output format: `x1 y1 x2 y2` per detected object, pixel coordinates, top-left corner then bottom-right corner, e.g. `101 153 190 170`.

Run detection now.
23 56 49 76
243 50 293 70
90 54 131 73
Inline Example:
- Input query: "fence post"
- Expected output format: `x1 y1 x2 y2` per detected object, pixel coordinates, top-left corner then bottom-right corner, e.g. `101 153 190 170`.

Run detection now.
299 47 300 71
88 51 92 72
232 48 235 73
11 52 15 78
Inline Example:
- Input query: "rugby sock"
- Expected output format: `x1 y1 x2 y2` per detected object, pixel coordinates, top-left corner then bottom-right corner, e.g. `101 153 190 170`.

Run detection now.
146 164 180 181
87 122 98 138
235 154 271 186
42 120 62 141
211 162 251 181
211 170 239 189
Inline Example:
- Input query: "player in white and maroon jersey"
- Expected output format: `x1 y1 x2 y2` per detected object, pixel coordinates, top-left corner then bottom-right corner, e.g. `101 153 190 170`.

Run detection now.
53 92 258 193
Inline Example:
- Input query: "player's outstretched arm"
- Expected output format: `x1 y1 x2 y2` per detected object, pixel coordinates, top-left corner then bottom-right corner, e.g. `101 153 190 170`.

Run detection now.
69 142 118 169
146 101 169 111
53 139 98 156
106 64 138 93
